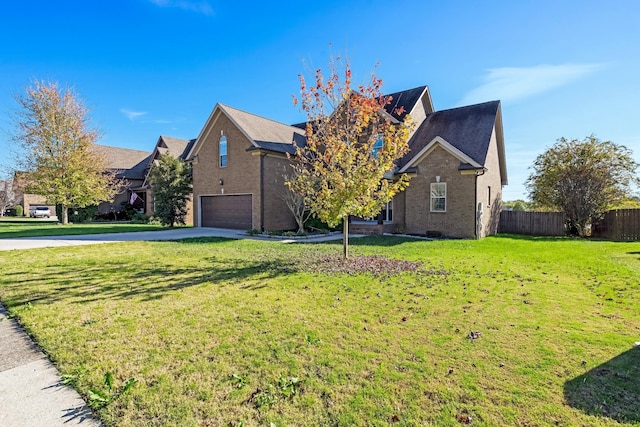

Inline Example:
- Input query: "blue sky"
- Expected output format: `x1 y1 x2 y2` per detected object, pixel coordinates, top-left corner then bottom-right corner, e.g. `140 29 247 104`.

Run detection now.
1 0 638 200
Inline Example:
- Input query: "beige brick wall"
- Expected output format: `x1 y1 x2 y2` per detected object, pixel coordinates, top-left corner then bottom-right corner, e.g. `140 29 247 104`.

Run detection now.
192 111 261 227
402 145 477 238
262 155 297 231
476 127 504 237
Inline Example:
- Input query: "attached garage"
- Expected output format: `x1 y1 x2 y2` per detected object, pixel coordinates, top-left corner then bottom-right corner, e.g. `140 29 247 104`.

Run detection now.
201 194 253 229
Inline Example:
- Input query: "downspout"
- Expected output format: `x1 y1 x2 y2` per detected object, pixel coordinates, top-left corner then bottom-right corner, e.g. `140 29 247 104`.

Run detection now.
474 173 478 239
260 153 265 231
474 168 486 239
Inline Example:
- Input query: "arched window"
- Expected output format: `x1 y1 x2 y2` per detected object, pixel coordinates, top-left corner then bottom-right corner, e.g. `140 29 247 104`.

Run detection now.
219 135 228 167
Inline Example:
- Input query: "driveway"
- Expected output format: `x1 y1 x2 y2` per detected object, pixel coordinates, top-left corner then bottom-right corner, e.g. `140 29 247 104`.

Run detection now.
0 228 247 251
0 228 350 251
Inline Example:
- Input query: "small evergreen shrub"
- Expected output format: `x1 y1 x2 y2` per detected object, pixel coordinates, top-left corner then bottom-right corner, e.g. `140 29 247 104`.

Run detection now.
15 205 23 217
69 206 98 223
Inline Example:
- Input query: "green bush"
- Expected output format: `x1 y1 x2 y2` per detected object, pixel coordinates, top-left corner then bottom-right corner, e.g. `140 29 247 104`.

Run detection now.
15 205 23 217
305 214 341 233
130 212 150 224
69 206 98 223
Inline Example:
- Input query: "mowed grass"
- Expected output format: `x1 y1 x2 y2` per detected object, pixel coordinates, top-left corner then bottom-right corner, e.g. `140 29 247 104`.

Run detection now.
0 235 639 426
0 221 169 238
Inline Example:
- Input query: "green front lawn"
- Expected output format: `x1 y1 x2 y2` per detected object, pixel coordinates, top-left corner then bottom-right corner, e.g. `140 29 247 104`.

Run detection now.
0 220 170 238
0 236 638 426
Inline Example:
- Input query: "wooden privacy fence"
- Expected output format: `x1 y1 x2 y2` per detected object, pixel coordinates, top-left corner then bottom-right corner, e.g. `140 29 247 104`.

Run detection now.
592 209 640 241
498 210 565 236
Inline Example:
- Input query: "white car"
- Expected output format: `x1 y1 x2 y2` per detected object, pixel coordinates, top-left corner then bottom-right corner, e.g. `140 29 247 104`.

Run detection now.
29 206 51 218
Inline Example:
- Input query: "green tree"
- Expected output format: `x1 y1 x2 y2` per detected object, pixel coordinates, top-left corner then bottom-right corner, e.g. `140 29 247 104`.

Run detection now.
526 136 639 236
11 80 118 224
148 153 192 227
503 199 530 211
287 57 413 258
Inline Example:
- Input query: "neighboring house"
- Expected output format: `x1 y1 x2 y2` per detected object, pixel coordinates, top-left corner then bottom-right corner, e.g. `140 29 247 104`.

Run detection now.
133 135 196 224
16 145 152 217
185 85 507 238
12 172 52 216
91 145 153 215
0 179 16 215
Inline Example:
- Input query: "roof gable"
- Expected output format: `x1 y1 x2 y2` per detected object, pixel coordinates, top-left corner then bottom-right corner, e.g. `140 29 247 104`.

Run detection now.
400 100 501 165
188 104 304 159
90 145 152 180
156 136 196 160
383 85 432 120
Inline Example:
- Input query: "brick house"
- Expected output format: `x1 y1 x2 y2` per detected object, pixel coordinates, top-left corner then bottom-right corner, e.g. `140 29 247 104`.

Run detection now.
187 86 507 238
91 145 152 216
132 135 196 224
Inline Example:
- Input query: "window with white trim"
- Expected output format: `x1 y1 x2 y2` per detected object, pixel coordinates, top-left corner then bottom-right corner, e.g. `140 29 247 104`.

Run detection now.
430 182 446 212
381 201 393 221
219 135 228 167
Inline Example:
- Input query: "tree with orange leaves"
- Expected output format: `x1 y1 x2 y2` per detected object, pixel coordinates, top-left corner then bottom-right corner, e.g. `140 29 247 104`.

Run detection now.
287 57 413 258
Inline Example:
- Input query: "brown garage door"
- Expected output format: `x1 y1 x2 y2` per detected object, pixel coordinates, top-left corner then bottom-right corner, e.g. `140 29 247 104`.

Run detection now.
201 195 252 229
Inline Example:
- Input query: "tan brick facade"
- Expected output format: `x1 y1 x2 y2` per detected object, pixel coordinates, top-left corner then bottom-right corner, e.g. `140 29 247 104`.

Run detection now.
261 154 297 231
189 95 506 238
191 110 296 230
401 145 477 238
476 127 504 237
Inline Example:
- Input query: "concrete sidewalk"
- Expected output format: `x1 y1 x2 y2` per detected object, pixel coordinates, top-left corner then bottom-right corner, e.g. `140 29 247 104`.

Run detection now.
0 305 101 426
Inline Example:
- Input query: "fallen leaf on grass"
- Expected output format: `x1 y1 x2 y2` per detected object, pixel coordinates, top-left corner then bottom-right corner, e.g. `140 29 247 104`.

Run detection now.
457 413 473 424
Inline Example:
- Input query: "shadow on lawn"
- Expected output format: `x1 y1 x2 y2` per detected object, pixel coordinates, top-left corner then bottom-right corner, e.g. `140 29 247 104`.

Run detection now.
564 346 640 423
2 256 295 306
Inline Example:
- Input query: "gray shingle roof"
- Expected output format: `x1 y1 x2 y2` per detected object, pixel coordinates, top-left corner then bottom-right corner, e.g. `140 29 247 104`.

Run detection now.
290 86 427 131
383 86 427 121
159 136 196 160
400 100 501 169
220 104 305 147
90 145 152 180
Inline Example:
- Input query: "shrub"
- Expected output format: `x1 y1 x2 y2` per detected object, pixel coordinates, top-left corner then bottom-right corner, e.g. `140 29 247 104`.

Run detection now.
15 205 23 217
130 212 150 224
69 206 98 223
305 215 341 233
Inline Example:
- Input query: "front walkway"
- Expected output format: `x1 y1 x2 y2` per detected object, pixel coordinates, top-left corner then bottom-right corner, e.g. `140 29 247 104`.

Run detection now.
0 305 101 426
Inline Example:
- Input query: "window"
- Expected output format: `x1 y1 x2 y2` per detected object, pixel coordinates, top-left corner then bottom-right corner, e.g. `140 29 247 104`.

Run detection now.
487 186 491 206
219 135 228 167
381 201 393 221
430 182 446 212
372 134 384 158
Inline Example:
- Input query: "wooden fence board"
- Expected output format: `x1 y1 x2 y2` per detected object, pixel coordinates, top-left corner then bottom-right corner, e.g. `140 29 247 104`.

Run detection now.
593 209 640 240
498 211 565 236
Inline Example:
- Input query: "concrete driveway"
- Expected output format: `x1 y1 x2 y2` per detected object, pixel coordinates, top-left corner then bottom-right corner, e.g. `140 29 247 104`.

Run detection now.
0 227 247 251
0 227 350 251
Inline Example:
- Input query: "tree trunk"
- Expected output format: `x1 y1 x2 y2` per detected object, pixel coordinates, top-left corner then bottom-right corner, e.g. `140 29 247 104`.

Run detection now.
343 216 349 259
61 204 68 224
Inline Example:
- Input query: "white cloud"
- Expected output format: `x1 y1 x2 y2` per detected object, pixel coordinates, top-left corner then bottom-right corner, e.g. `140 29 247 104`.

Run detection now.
120 109 148 121
458 63 606 106
148 0 214 16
